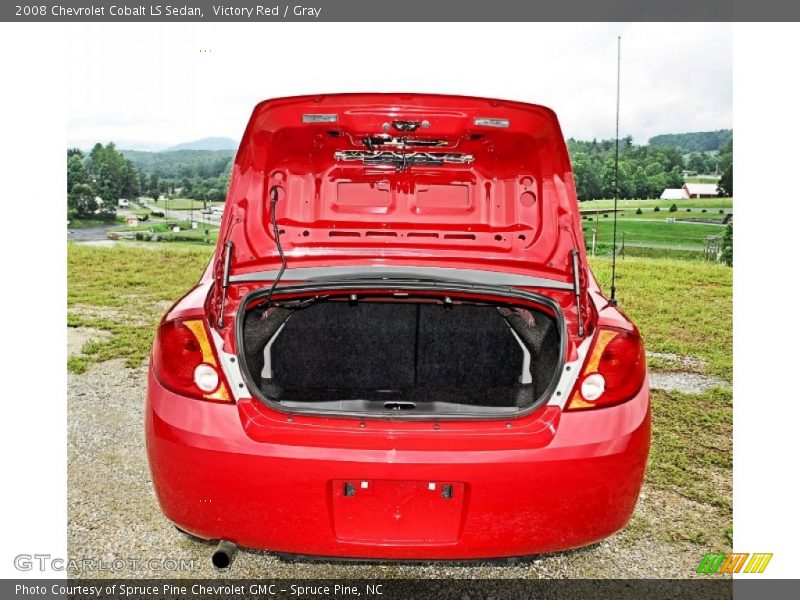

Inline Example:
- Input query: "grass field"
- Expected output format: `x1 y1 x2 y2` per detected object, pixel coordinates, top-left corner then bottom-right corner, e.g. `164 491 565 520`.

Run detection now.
684 176 722 184
582 218 726 250
589 209 728 221
155 198 225 210
67 215 125 229
582 197 733 211
590 256 732 379
67 246 732 380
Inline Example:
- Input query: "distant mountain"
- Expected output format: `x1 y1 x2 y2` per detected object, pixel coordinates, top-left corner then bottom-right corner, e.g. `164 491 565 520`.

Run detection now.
163 137 238 152
648 130 732 154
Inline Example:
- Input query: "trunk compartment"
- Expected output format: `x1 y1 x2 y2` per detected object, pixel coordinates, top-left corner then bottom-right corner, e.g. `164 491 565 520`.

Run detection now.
239 289 563 417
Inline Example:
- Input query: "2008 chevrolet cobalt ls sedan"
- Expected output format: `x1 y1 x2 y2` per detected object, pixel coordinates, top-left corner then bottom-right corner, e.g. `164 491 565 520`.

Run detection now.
145 93 650 564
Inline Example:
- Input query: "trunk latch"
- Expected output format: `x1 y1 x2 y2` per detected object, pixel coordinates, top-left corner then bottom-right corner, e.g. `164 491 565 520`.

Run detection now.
384 401 416 411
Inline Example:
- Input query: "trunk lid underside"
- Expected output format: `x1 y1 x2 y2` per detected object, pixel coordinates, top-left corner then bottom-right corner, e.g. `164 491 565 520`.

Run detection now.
217 94 587 284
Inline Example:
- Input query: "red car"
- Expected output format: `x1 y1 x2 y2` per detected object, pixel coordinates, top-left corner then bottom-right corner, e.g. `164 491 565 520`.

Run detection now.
146 93 650 567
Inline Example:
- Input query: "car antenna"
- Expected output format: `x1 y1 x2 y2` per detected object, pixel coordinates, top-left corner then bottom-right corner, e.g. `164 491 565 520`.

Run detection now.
610 35 622 306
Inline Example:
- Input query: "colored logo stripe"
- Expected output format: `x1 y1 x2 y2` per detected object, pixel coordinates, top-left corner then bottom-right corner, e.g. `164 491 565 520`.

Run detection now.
697 552 773 574
744 553 773 574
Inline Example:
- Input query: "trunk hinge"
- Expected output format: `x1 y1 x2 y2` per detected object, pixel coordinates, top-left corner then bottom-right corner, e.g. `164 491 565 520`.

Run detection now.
570 248 585 338
217 240 234 328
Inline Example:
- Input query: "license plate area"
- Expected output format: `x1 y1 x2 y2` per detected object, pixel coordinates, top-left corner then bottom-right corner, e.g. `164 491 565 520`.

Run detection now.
331 479 466 544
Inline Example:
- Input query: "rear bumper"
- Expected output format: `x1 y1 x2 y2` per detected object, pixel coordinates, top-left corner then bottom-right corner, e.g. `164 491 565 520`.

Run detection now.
145 368 650 560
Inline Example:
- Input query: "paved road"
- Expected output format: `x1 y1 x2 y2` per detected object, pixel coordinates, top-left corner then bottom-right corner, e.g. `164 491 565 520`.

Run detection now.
67 223 119 242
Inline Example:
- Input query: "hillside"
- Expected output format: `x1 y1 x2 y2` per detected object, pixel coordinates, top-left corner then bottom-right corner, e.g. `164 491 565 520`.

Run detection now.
648 130 732 154
120 148 234 179
164 137 238 151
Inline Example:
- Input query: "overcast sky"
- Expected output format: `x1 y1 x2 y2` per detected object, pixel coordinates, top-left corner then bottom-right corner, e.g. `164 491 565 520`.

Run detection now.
67 22 731 150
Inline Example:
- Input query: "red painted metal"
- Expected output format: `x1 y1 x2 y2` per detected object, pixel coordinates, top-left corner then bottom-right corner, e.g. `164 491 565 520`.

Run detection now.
145 94 651 559
146 366 650 559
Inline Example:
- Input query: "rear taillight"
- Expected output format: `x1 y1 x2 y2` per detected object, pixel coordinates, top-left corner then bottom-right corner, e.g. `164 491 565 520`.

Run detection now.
566 327 646 410
152 318 232 403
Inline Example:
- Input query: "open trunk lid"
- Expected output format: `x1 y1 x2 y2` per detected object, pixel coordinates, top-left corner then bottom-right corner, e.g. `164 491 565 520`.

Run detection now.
211 94 593 348
215 94 587 283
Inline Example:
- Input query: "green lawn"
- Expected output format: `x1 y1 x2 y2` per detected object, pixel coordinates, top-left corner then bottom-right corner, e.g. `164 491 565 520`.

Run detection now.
582 218 726 250
67 245 213 373
155 198 225 210
589 256 732 379
67 215 125 228
581 197 732 211
684 176 722 184
591 209 728 221
68 247 732 381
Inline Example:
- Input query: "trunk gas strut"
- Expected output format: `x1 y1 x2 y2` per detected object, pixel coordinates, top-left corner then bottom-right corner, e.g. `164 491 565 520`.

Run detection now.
570 248 585 338
217 240 234 328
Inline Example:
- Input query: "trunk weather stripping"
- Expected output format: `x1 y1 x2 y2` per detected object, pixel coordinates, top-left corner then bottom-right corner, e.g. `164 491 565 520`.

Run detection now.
234 280 567 421
228 266 574 291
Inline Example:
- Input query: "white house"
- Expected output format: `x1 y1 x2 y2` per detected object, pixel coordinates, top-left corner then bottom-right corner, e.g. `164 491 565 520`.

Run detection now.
683 182 719 199
660 188 689 200
118 198 129 208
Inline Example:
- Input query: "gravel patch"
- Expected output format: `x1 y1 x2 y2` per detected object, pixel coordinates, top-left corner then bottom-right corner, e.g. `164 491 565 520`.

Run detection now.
647 351 708 372
646 352 729 394
649 371 729 394
67 326 113 357
69 361 718 580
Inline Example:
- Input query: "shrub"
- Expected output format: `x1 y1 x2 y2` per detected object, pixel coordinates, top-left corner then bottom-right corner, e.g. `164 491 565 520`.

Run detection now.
669 203 678 212
701 208 707 213
687 208 692 212
721 222 733 267
719 209 724 214
636 207 642 215
603 213 609 218
654 206 661 212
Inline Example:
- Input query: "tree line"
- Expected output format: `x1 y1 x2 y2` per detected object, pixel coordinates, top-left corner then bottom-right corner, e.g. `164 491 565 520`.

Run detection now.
67 143 233 221
568 137 733 200
122 148 233 202
67 143 139 220
67 133 734 222
648 129 732 153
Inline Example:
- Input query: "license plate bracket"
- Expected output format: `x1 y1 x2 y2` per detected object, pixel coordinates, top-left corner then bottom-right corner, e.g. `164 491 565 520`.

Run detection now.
331 479 466 544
